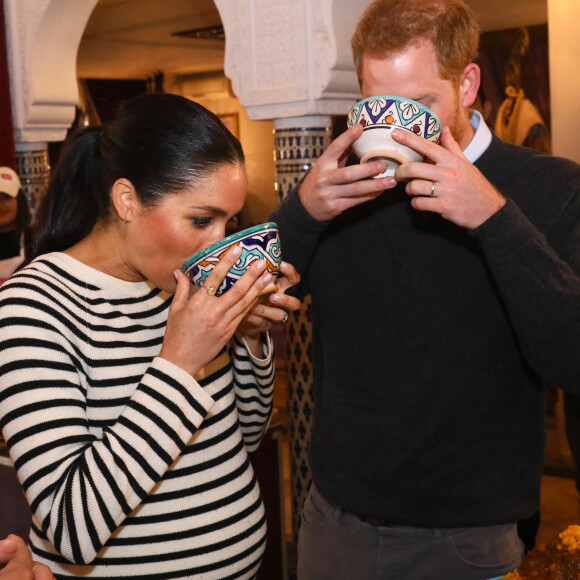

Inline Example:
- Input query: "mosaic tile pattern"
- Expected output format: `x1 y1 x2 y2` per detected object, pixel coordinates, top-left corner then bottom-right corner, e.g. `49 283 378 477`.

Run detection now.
16 148 50 220
274 127 331 202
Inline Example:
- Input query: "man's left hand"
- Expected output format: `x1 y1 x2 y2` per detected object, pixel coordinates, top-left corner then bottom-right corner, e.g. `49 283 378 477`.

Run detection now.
393 127 506 229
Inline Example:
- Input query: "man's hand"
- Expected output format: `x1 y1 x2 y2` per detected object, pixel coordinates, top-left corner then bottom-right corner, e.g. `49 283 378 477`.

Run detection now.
299 123 397 222
393 127 506 229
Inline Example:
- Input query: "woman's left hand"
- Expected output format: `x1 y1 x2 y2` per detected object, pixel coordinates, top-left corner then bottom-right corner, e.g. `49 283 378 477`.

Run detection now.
237 261 301 341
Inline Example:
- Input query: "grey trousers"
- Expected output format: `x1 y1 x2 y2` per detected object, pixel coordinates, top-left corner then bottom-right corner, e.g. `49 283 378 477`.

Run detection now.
297 484 523 580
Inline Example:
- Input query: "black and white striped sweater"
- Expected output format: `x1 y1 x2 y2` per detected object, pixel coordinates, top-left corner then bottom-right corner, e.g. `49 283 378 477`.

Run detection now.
0 253 274 579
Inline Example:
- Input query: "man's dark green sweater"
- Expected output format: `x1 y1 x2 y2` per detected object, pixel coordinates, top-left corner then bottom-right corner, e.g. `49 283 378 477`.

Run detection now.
271 134 580 527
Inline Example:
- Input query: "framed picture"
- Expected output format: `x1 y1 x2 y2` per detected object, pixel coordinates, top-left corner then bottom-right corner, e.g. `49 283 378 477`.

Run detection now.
219 113 239 138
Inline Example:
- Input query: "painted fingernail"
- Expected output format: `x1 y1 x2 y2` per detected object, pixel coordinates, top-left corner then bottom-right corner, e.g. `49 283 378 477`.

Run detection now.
270 294 281 303
173 270 180 281
232 245 242 256
256 259 267 270
262 273 273 283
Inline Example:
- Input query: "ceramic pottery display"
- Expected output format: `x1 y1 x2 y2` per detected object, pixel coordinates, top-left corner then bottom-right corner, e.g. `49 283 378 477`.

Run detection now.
347 95 443 177
182 222 281 296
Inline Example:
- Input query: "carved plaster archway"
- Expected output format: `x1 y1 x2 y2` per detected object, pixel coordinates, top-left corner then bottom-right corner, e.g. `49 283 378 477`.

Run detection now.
5 0 98 144
215 0 367 120
4 0 98 210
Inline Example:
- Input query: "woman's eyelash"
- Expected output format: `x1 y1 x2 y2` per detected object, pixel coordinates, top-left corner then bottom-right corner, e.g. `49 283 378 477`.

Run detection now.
191 216 213 228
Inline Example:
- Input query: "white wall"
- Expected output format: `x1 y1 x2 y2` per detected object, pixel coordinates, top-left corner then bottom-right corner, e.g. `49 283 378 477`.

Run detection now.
548 0 580 163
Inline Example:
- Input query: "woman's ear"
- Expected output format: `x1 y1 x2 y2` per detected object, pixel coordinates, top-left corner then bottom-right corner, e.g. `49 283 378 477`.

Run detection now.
111 178 137 223
460 63 481 109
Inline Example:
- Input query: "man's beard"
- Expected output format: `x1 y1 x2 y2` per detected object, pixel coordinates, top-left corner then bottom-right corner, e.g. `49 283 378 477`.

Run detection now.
449 87 467 146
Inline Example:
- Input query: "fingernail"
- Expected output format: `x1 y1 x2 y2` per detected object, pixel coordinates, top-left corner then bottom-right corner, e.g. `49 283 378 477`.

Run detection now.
232 245 242 256
173 270 180 281
270 294 281 303
256 259 266 270
263 273 272 282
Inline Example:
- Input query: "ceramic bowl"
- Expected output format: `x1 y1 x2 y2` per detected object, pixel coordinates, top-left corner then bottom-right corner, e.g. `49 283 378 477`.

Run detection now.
181 222 282 296
347 95 443 177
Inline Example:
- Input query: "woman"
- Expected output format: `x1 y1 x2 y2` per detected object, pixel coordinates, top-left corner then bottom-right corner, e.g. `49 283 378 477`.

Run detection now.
0 167 31 283
0 93 299 579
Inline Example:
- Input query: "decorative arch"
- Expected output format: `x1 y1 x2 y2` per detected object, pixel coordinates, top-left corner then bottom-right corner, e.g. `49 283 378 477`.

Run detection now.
5 0 98 144
215 0 370 120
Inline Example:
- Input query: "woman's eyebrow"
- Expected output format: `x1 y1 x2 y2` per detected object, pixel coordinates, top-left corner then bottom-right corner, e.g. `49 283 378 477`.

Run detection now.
189 205 228 217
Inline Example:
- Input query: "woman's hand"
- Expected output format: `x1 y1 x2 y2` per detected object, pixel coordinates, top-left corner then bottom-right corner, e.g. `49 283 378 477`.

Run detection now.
236 261 301 351
0 535 55 580
159 245 276 376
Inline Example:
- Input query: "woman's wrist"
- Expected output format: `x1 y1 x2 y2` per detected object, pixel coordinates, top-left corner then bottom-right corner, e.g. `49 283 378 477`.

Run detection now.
238 331 266 358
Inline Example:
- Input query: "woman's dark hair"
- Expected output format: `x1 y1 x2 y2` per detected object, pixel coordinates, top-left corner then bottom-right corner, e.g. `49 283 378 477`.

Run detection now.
26 93 245 264
15 190 33 257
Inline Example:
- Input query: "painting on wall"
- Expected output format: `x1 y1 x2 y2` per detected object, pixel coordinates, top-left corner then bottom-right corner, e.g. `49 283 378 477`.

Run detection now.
476 24 550 153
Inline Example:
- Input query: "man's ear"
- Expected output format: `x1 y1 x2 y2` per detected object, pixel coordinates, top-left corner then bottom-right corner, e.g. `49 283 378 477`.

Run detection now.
111 178 138 223
460 63 481 109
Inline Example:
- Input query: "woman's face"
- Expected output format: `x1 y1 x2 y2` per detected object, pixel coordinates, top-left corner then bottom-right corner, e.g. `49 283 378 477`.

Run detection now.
127 163 248 293
0 193 18 231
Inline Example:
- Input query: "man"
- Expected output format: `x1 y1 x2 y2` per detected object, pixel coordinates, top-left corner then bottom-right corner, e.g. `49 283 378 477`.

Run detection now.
271 0 580 578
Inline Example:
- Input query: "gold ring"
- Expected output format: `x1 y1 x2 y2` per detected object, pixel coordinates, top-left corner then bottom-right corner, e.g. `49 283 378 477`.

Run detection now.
207 285 217 296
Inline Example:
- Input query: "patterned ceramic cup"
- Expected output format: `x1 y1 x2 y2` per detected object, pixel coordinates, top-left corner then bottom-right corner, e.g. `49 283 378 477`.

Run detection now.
347 95 443 178
181 222 282 296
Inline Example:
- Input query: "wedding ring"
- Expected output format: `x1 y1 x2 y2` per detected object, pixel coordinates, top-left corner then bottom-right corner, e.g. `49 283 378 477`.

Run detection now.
282 311 289 324
430 181 436 196
207 285 217 296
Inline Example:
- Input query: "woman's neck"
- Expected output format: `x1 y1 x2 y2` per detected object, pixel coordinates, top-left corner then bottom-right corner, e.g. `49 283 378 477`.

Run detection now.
64 222 144 282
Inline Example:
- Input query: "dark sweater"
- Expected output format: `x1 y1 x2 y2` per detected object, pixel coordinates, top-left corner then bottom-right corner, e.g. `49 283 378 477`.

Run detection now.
271 135 580 527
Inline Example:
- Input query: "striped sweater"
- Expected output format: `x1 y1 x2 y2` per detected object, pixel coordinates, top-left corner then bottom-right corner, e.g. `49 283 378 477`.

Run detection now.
0 253 274 579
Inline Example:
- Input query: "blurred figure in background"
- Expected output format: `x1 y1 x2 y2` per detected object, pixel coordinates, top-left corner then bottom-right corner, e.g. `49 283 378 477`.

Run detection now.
0 167 31 283
494 27 551 154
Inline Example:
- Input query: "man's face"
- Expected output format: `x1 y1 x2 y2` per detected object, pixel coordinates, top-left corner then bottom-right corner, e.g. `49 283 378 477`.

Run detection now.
361 39 475 151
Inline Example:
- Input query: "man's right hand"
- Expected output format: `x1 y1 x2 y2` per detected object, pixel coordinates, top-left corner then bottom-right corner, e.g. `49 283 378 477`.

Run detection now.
299 123 396 222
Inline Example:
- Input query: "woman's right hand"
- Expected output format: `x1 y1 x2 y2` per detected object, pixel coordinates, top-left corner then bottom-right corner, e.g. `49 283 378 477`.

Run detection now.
159 245 275 376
